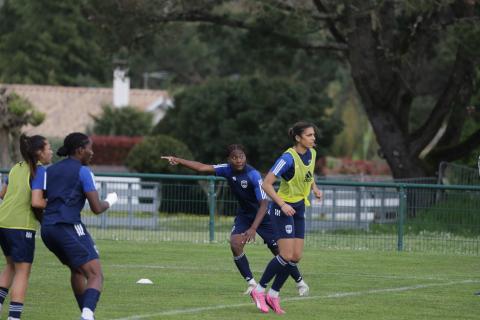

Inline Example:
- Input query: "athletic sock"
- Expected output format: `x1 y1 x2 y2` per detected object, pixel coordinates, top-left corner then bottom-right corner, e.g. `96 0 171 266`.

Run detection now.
82 288 101 314
8 301 23 319
75 293 84 311
271 261 291 292
255 284 266 293
233 253 254 281
268 288 279 298
288 260 303 283
81 307 94 320
0 287 9 306
259 255 288 288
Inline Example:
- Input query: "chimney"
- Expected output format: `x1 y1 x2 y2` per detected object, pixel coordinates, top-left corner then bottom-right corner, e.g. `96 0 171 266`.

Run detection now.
113 67 130 107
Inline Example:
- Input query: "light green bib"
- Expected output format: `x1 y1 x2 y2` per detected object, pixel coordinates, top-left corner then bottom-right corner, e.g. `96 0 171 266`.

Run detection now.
277 148 316 206
0 162 38 230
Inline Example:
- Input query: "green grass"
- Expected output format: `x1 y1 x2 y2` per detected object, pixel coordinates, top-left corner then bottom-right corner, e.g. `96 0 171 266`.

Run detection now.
3 240 479 319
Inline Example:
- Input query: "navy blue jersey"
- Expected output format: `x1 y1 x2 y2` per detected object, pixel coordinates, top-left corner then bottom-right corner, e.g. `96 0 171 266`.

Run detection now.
43 158 96 225
214 163 267 216
270 148 313 181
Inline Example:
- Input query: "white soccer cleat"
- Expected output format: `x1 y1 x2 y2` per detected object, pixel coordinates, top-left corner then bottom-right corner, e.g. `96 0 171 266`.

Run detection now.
244 279 257 295
296 280 310 296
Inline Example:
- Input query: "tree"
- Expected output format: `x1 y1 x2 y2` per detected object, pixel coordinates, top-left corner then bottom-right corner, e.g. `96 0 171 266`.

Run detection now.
153 76 342 172
0 0 109 86
89 0 480 178
90 105 153 137
0 87 45 168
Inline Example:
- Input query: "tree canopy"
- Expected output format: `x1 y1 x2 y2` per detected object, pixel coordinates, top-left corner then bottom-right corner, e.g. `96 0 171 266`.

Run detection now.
0 87 45 167
90 105 153 137
90 0 480 178
153 76 342 172
0 0 109 86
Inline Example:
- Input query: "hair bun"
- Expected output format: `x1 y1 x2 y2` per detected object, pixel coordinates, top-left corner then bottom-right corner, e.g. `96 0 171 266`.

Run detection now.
57 146 68 157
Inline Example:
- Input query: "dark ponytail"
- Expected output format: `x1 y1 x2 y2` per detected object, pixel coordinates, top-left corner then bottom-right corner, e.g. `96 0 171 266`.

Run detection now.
57 132 89 157
288 121 317 145
19 134 47 178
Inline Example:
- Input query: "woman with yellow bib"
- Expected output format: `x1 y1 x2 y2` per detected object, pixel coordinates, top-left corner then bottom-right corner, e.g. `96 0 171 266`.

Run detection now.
250 122 322 314
0 134 52 320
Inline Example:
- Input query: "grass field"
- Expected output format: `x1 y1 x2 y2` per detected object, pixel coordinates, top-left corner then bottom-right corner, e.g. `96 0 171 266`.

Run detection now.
4 240 479 319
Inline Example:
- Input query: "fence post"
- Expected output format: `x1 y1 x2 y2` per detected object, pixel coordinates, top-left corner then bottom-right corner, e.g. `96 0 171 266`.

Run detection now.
397 185 407 251
100 181 107 229
208 178 216 242
355 186 361 228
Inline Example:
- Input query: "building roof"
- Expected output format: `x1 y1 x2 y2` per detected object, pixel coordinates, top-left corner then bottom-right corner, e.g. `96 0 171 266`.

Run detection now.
2 84 171 138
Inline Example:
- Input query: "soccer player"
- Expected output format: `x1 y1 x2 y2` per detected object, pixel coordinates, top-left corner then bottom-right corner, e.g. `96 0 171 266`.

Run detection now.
162 144 309 296
250 121 322 314
0 134 53 320
40 133 117 320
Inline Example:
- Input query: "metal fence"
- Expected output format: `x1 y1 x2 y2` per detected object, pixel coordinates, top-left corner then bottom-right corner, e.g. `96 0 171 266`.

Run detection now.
1 169 479 255
438 161 480 186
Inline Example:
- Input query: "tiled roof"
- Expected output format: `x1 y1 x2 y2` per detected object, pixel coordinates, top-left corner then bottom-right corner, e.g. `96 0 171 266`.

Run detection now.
2 84 170 138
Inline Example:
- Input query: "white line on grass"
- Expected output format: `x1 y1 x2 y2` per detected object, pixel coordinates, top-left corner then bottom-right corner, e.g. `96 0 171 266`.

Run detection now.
109 279 479 320
105 263 471 282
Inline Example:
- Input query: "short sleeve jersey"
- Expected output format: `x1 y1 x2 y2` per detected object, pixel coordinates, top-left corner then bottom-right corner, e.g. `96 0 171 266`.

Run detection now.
214 164 266 216
270 148 313 180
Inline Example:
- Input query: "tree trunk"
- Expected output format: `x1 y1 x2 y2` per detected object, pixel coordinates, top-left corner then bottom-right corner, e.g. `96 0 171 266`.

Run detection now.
344 0 476 179
0 128 11 169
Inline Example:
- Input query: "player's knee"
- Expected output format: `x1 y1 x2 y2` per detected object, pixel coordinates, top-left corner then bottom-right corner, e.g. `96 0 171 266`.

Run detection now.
291 254 303 262
280 252 295 261
230 241 244 256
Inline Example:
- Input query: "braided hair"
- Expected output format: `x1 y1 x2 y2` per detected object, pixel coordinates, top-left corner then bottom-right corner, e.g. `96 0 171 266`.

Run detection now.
57 132 90 157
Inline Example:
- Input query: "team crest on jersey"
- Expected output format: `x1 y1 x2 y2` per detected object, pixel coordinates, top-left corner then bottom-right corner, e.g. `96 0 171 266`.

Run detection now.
304 171 313 182
285 225 293 234
241 180 248 188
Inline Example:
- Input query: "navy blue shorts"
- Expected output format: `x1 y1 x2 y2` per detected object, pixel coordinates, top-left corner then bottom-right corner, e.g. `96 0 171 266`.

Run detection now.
268 200 306 239
0 228 36 263
41 223 99 269
231 215 278 248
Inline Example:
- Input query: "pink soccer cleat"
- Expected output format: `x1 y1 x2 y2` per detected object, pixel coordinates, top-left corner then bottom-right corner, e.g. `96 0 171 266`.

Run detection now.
266 294 286 315
250 289 269 313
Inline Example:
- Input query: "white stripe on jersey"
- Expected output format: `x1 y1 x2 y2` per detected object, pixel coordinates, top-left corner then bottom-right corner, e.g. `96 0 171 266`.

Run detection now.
272 159 286 176
258 179 267 200
213 164 228 169
43 171 47 190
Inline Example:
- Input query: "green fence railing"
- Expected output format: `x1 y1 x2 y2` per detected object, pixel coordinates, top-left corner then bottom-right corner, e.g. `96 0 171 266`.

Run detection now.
1 169 479 255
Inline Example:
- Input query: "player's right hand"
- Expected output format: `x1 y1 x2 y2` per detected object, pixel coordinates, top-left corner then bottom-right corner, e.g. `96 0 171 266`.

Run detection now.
161 156 178 165
242 228 256 243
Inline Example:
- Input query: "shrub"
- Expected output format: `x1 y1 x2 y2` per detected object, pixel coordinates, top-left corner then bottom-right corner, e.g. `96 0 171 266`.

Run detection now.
91 105 153 137
125 135 193 174
90 135 143 166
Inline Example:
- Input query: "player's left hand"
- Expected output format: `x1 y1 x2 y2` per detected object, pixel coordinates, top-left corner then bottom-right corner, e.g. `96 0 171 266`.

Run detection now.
242 228 256 243
313 189 323 200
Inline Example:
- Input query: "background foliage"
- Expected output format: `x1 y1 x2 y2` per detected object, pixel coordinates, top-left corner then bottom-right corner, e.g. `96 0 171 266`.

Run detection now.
154 76 342 172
